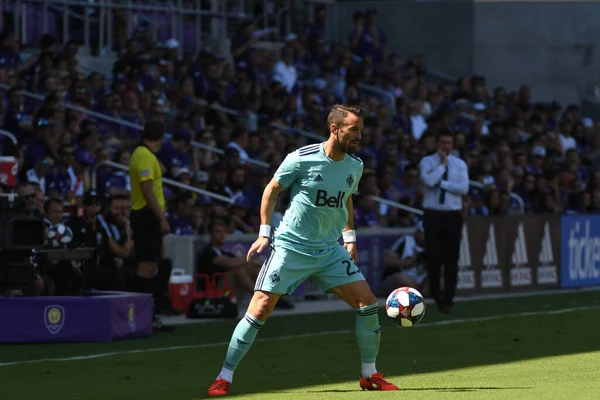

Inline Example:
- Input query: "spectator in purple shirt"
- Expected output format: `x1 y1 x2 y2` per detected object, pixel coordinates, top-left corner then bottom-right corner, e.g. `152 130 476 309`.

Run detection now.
354 193 380 229
158 129 192 176
305 6 327 51
3 85 32 141
231 22 257 65
168 192 195 235
348 10 387 64
46 144 75 200
526 146 546 176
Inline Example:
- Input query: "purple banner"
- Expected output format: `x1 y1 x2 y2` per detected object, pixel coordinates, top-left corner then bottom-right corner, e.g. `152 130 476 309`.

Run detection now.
0 292 153 343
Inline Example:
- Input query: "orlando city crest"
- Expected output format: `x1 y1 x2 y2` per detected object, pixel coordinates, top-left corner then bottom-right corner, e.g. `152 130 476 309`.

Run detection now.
128 303 136 332
346 173 354 189
44 305 65 335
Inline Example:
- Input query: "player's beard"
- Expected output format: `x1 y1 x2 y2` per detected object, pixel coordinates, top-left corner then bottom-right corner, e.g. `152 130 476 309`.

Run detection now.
335 134 350 154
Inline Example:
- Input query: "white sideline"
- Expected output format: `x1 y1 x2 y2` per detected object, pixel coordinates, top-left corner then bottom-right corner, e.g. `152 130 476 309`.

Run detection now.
162 286 600 326
1 304 598 368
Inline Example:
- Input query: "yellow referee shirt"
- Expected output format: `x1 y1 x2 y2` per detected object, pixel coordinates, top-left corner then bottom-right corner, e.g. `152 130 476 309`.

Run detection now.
129 145 165 212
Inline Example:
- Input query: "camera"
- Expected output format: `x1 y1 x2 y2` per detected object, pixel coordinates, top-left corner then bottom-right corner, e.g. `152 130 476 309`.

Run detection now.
0 194 45 291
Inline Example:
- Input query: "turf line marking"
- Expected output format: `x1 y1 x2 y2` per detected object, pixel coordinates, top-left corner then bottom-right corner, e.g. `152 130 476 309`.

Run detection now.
1 304 598 368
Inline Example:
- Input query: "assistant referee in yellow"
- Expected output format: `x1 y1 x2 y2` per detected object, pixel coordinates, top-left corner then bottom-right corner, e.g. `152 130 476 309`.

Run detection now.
129 120 174 332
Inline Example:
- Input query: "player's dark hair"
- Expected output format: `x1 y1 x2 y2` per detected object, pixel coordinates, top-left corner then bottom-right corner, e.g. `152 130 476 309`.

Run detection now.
327 104 364 130
143 121 166 141
43 197 63 213
208 219 227 233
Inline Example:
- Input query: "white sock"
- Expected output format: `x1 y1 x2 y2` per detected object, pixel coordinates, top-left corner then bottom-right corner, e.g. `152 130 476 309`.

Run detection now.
361 362 377 378
217 367 234 383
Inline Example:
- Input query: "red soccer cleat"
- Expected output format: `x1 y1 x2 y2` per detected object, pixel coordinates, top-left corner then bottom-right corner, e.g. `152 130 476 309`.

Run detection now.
359 372 400 391
207 378 230 396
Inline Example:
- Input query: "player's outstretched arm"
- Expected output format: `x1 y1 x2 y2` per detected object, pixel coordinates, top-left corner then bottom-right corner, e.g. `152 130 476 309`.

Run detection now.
343 195 358 263
247 177 286 261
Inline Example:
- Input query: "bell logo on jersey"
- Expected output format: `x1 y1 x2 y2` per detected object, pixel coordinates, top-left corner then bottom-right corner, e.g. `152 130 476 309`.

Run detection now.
315 190 345 208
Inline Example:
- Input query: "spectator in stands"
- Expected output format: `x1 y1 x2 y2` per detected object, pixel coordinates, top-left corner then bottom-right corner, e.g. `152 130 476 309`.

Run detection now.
158 129 193 175
378 222 429 298
353 193 380 229
45 143 79 201
228 197 254 235
231 21 257 65
226 127 250 165
196 219 294 309
305 5 327 50
168 192 194 235
15 182 40 218
43 197 64 227
68 190 106 251
24 156 52 194
272 46 297 93
2 85 31 139
87 194 133 291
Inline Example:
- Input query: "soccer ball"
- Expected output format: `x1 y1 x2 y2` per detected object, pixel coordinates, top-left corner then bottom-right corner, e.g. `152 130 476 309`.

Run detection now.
385 287 426 327
47 224 74 248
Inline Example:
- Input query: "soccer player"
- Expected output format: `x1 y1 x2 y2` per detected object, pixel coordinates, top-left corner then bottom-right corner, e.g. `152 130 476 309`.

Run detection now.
207 105 399 396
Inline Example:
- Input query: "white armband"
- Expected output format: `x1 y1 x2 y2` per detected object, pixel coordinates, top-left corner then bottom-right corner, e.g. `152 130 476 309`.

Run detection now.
259 224 271 238
342 230 356 243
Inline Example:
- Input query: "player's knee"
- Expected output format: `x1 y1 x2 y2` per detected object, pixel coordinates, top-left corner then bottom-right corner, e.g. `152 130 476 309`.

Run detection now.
353 291 378 309
247 291 279 321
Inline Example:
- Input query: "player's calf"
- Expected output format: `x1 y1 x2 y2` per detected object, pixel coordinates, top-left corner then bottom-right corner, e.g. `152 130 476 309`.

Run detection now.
208 291 280 395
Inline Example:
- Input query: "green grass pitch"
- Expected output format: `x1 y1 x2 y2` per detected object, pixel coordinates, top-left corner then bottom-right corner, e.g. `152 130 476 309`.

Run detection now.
1 290 600 400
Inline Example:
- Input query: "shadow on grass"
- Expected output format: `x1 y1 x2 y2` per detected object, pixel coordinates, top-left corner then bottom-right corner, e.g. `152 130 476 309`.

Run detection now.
303 386 533 393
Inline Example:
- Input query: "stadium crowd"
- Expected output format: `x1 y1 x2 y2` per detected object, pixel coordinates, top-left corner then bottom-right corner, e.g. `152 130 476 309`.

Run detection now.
0 6 599 298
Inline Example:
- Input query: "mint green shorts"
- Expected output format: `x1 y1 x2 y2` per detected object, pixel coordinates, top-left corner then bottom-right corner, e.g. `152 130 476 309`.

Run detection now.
254 244 366 295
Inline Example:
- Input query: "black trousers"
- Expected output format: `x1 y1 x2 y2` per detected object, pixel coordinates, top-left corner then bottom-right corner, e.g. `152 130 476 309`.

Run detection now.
130 207 162 264
423 210 463 307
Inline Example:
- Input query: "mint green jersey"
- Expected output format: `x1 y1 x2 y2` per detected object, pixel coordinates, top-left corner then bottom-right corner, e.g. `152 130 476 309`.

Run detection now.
273 143 363 253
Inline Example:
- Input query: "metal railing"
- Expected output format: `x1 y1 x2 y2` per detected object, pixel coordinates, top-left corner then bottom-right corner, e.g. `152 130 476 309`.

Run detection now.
270 122 326 141
426 68 457 87
372 195 424 216
0 84 272 169
13 0 251 56
0 130 18 145
469 180 525 214
370 180 526 216
357 82 396 113
92 160 234 204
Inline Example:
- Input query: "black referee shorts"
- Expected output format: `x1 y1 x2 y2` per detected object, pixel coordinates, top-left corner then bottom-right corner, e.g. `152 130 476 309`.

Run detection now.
130 207 162 264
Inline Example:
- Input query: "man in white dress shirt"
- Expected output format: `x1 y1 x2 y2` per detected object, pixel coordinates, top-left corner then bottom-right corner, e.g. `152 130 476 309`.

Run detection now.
419 129 469 314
